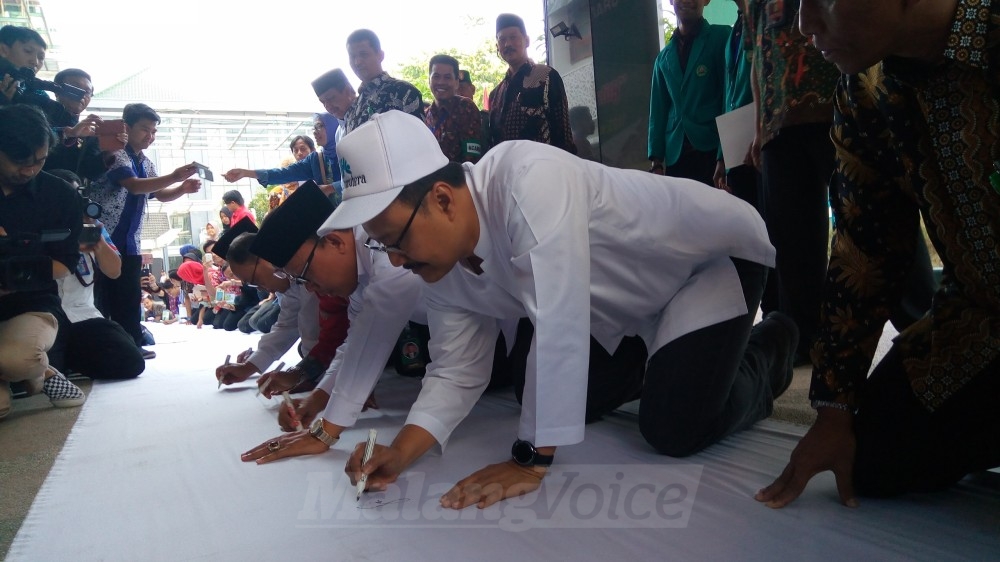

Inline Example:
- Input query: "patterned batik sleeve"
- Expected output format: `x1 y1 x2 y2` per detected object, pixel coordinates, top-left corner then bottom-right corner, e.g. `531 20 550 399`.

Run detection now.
457 98 484 163
810 72 925 408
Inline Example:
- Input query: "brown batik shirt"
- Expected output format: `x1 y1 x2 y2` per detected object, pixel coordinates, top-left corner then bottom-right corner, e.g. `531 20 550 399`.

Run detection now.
488 60 576 154
424 95 484 163
811 0 1000 412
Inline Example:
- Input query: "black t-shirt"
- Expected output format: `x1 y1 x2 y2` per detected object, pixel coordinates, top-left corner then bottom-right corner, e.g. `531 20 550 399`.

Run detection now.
45 136 108 182
0 170 82 322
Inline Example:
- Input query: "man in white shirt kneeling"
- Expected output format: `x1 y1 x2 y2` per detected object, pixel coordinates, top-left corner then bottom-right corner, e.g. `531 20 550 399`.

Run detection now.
332 111 798 510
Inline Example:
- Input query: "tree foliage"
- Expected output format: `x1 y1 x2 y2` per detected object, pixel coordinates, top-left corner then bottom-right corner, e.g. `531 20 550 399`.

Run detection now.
249 189 270 223
663 11 678 42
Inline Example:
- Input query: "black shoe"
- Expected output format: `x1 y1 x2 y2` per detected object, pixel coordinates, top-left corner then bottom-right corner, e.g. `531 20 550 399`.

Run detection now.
141 349 156 360
749 312 799 399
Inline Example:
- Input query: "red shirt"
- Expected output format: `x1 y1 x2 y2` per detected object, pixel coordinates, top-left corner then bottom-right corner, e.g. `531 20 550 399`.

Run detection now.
230 206 256 226
304 294 350 371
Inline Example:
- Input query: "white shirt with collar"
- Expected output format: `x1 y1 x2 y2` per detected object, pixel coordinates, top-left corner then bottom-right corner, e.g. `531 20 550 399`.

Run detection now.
405 141 776 449
315 225 427 428
247 282 320 371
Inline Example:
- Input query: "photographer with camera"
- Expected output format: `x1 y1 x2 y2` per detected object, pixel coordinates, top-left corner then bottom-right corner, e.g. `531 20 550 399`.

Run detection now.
0 25 46 106
1 27 98 151
89 102 201 359
48 169 145 381
43 69 126 183
0 105 88 419
1 25 88 111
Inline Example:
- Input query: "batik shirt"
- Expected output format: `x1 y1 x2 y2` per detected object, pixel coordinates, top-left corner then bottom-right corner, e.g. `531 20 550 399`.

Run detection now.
745 0 841 146
89 145 156 256
343 72 423 134
424 95 484 163
811 0 1000 412
488 60 576 154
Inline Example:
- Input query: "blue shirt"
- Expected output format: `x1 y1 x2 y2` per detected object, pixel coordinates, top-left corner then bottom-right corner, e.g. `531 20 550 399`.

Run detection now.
90 145 155 256
254 150 342 206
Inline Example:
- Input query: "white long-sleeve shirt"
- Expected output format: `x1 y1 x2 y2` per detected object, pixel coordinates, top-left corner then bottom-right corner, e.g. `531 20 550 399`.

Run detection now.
315 226 426 428
247 282 320 371
404 141 776 449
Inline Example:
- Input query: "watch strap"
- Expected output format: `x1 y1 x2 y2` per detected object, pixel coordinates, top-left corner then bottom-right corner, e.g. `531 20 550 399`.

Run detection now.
512 439 554 467
310 418 339 447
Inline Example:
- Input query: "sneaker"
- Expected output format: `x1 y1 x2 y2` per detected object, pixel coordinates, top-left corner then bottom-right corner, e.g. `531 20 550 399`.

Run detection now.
0 382 11 419
141 349 156 360
42 368 86 408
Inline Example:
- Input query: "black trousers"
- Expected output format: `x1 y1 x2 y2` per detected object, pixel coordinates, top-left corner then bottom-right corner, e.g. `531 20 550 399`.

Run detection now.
726 163 762 212
95 254 143 347
202 307 231 330
512 259 777 457
223 307 249 331
509 318 648 422
638 258 773 457
664 145 718 188
65 318 144 379
761 123 836 358
728 163 779 314
854 348 1000 496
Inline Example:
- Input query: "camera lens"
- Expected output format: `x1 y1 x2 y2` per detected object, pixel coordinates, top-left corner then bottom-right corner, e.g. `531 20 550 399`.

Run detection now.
84 199 102 219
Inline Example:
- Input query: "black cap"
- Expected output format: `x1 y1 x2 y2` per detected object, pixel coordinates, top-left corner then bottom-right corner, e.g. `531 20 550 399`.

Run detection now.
496 13 526 35
250 182 333 268
312 68 350 96
458 70 472 84
212 217 258 260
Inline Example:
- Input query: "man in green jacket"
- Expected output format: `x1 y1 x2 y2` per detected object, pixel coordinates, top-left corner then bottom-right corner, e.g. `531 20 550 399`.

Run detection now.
712 0 758 208
648 0 730 187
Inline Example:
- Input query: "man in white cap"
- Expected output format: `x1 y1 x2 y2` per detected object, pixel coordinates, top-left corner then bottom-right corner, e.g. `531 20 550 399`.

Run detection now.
336 110 797 510
235 182 427 463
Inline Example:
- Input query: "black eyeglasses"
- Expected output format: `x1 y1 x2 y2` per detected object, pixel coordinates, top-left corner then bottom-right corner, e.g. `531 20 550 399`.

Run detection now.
243 256 260 288
273 238 320 284
364 197 423 255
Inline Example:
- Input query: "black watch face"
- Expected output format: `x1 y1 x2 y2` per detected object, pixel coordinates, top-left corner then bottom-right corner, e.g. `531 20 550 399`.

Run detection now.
512 439 535 465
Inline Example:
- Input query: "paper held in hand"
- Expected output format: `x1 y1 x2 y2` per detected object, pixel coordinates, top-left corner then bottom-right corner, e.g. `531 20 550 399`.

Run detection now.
715 104 756 169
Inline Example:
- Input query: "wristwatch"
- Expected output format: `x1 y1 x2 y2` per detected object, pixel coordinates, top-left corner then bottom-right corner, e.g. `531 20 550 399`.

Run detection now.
511 439 554 467
309 418 339 448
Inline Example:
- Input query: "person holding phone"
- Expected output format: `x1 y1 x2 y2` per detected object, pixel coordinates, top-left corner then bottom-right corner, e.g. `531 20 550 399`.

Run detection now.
88 103 201 360
42 69 127 183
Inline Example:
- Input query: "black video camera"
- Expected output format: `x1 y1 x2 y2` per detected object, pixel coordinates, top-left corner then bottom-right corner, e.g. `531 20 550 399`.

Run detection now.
0 230 68 292
80 194 102 221
0 58 87 102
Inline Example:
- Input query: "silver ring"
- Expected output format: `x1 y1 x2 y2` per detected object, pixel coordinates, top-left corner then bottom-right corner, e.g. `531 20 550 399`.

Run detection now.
267 440 280 452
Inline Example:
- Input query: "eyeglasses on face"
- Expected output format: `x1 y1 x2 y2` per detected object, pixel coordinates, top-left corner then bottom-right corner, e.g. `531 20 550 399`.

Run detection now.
273 238 320 284
364 193 426 255
242 256 260 288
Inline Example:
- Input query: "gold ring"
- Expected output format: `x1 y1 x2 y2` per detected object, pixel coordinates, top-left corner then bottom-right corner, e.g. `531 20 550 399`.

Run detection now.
267 440 280 452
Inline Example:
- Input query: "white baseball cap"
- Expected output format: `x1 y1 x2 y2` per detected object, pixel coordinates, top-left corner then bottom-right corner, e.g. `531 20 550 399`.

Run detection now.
319 110 448 234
